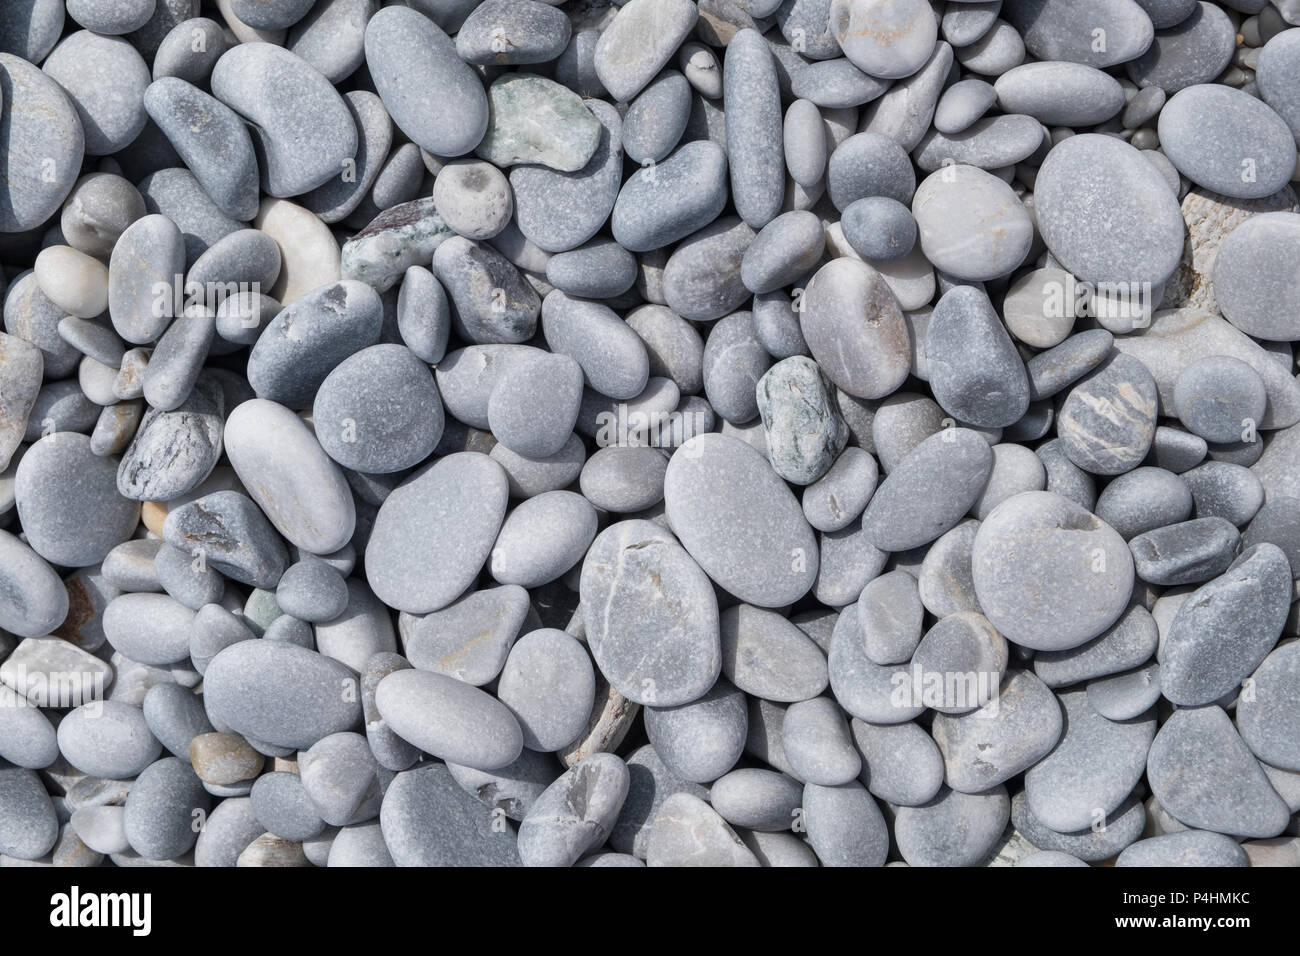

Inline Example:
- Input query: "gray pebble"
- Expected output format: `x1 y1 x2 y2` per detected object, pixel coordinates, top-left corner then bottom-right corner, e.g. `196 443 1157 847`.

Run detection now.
1086 662 1162 721
142 682 214 760
224 398 355 555
57 700 161 780
1127 1 1235 91
456 0 570 65
1116 830 1249 867
123 756 210 860
593 0 698 102
800 258 910 400
43 31 149 156
210 42 356 198
895 785 1010 867
366 452 507 614
1011 788 1146 862
276 558 349 624
0 765 59 861
863 428 994 552
380 763 520 866
1024 688 1155 832
1130 516 1240 586
203 639 362 750
1160 543 1291 705
912 164 1032 281
1213 212 1300 342
1095 466 1193 539
1159 83 1297 200
611 140 728 253
580 519 721 706
398 585 529 687
1035 134 1184 287
16 433 140 568
1147 705 1290 837
802 780 888 867
518 752 628 867
972 491 1133 651
145 77 260 222
994 62 1124 126
314 344 443 473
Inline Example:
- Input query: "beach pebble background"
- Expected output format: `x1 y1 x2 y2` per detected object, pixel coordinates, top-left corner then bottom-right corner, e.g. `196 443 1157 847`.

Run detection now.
1 0 1300 868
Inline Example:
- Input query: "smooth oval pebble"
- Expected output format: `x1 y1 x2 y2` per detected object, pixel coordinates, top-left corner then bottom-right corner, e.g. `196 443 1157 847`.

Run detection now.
374 668 522 772
224 399 355 555
912 164 1033 282
313 344 444 473
579 519 721 707
1158 84 1297 200
1034 134 1185 287
203 639 363 750
972 491 1134 651
863 428 994 552
664 433 818 608
15 433 140 568
496 629 595 753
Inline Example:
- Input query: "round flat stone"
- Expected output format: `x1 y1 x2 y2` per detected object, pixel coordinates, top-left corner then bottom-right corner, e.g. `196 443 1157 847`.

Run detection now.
994 61 1124 125
852 718 944 807
1004 0 1155 68
43 31 149 156
1212 212 1300 342
830 0 937 79
912 164 1032 282
1127 1 1235 92
802 780 888 867
313 344 443 473
247 279 384 408
490 490 597 588
972 491 1134 651
611 140 728 253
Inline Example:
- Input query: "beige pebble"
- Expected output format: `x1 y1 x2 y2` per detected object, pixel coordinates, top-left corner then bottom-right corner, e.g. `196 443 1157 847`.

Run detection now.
254 198 341 305
236 833 312 867
34 245 110 318
190 731 265 785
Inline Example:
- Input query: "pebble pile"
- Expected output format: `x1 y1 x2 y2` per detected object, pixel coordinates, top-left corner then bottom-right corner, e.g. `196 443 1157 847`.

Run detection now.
2 0 1300 869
